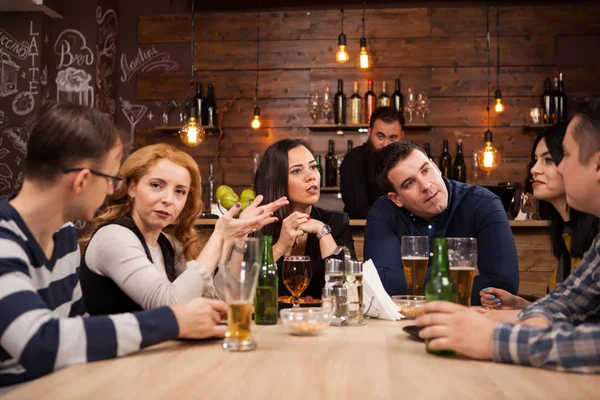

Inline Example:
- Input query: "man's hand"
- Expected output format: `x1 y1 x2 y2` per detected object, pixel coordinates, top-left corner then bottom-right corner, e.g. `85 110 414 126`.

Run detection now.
171 298 228 339
416 301 495 360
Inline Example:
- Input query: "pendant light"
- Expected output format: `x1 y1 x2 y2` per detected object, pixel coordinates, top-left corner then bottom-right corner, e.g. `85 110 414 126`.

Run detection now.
494 7 504 113
335 5 349 63
251 5 262 130
477 6 500 172
179 0 205 147
357 1 371 69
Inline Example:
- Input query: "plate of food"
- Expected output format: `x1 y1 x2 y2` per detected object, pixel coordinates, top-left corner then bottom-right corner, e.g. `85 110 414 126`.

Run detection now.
278 296 322 309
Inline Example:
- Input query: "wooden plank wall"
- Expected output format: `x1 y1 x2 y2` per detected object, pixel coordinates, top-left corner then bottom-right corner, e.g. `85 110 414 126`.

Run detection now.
135 6 600 193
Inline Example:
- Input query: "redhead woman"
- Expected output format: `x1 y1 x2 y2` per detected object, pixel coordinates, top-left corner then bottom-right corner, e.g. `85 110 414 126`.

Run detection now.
80 143 287 314
254 139 356 299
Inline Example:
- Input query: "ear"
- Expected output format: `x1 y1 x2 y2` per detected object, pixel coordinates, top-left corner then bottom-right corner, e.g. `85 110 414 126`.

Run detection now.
387 191 404 208
127 180 137 198
594 152 600 182
366 128 372 138
71 170 91 195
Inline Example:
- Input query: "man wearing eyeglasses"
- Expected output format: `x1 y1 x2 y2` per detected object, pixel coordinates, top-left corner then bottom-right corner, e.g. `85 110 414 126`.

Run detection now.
0 104 228 392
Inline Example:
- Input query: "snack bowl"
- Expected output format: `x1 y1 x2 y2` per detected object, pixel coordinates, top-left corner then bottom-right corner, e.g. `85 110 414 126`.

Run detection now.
391 295 426 319
280 307 332 336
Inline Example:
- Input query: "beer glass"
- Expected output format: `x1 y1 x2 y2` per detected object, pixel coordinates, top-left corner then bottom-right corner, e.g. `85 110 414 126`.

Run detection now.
401 236 429 295
282 255 312 308
220 237 261 352
447 237 477 306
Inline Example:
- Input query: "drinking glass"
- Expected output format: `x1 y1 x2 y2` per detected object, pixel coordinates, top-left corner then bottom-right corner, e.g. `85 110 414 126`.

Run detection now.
220 237 261 352
401 236 429 295
446 237 477 306
405 88 416 123
308 93 321 123
322 87 334 124
417 93 430 121
282 255 312 308
529 106 542 125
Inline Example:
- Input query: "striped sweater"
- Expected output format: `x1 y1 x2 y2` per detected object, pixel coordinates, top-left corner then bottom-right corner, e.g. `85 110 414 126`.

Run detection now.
0 200 179 388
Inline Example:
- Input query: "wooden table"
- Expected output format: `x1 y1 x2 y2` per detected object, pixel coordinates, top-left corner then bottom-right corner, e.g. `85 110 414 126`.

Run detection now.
6 319 598 400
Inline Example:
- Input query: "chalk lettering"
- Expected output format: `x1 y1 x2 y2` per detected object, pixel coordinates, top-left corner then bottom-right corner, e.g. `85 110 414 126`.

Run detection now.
54 29 94 69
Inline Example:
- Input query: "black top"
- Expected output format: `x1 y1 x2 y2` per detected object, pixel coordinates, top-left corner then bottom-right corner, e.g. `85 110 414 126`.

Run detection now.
79 217 176 315
340 143 386 219
275 206 356 299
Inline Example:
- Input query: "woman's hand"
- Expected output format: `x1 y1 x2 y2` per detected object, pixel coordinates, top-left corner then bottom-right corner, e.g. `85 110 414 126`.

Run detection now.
239 195 288 220
274 211 309 254
215 195 284 238
480 287 530 310
297 219 325 235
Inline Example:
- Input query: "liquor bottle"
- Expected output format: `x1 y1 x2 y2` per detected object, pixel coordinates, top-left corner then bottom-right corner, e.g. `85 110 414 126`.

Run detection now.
334 79 346 125
364 78 376 125
439 140 452 178
325 140 338 187
347 139 353 155
424 142 433 160
378 80 391 107
204 83 217 127
254 235 278 325
316 155 324 187
425 238 457 355
452 140 467 183
349 81 362 124
558 73 567 122
551 76 560 124
542 77 552 124
194 82 204 125
393 78 404 113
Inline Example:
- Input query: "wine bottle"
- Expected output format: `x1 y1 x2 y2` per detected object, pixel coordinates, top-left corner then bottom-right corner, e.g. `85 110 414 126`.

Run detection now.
350 81 362 125
364 78 376 125
347 139 353 155
254 235 278 325
439 140 452 178
558 73 567 122
205 83 217 127
452 140 467 183
424 142 433 160
393 78 404 113
379 80 391 107
193 82 204 125
316 155 324 187
325 140 338 187
551 77 560 124
542 77 552 124
334 79 346 125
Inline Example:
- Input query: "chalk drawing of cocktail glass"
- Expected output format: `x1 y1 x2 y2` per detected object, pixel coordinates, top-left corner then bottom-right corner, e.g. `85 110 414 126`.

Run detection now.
120 97 147 145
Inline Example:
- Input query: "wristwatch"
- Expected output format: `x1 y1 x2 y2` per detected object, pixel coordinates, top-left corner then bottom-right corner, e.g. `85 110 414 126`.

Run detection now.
316 224 332 239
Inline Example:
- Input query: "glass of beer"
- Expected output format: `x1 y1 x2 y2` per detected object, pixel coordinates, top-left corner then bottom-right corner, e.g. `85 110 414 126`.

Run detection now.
220 237 261 352
282 255 312 308
447 237 478 306
401 236 429 295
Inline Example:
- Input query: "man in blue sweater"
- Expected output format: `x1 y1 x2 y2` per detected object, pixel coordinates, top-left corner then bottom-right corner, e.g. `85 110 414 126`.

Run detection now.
0 104 228 391
364 140 519 306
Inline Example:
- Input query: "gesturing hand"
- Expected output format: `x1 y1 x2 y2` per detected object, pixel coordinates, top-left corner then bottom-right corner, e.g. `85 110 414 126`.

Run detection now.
275 211 310 254
216 195 287 238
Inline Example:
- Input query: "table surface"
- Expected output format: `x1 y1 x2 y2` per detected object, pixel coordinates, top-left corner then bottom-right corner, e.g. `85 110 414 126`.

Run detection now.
195 219 551 227
5 319 598 400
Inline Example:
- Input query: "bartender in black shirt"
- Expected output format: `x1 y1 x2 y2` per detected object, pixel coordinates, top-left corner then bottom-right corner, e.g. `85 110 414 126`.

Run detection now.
340 107 404 219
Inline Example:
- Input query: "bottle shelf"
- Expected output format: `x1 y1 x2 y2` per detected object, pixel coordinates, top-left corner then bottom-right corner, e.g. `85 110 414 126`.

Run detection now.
523 124 553 131
320 186 340 193
306 123 432 132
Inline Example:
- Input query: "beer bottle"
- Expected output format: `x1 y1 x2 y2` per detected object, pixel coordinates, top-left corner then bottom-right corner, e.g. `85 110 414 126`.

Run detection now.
254 235 278 325
425 238 457 355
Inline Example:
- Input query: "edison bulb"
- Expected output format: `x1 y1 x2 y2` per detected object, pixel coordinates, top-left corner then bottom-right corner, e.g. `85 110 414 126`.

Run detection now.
179 116 205 147
495 98 504 113
336 45 349 63
251 115 261 129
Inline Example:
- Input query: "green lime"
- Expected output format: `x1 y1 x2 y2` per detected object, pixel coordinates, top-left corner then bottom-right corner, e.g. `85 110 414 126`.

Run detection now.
240 189 256 202
220 192 239 210
216 185 234 202
241 199 252 210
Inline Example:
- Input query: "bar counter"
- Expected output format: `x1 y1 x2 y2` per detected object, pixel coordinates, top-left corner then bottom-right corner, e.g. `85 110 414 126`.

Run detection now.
195 219 553 298
5 319 597 400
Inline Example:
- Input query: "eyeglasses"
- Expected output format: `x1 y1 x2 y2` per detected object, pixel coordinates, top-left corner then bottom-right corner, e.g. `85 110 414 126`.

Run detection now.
64 167 125 190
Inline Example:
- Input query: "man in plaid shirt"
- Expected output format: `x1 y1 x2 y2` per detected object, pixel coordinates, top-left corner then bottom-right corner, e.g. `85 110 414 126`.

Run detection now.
416 99 600 373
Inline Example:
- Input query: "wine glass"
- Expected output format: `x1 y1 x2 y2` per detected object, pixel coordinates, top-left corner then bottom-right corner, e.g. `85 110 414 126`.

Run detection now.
219 237 261 352
154 101 176 125
417 93 430 121
321 87 334 124
401 236 429 295
308 93 321 123
405 88 416 124
282 255 312 308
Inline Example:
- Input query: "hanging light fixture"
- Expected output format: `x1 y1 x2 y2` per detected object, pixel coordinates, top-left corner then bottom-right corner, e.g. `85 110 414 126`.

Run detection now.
478 5 501 172
335 5 349 63
251 5 262 130
494 7 504 113
357 0 371 69
179 0 205 147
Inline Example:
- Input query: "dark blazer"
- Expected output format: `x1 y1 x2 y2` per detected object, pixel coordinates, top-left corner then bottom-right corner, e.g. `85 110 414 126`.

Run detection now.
274 206 356 299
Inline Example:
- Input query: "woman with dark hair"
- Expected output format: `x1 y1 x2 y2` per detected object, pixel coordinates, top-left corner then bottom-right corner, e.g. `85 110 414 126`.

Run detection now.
481 122 599 309
254 139 356 299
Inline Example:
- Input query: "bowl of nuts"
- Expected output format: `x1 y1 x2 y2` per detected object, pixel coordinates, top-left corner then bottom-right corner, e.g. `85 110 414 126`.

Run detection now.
391 295 426 319
280 307 332 336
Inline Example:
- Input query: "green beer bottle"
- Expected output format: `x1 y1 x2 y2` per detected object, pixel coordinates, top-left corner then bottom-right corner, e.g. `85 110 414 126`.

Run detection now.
254 235 278 325
425 238 457 355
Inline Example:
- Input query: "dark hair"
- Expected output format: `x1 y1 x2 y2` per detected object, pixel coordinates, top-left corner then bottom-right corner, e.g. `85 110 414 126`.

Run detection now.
375 140 427 193
369 106 405 130
25 103 121 181
529 123 599 260
571 98 600 163
254 138 312 236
